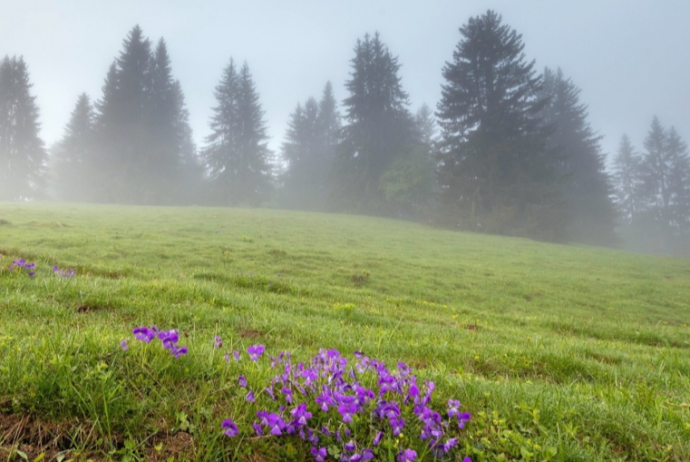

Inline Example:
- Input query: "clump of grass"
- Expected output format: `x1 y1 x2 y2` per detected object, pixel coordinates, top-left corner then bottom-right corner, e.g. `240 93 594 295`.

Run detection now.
351 269 371 285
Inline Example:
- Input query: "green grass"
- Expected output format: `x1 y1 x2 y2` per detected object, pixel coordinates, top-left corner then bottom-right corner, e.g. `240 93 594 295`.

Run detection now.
0 202 689 461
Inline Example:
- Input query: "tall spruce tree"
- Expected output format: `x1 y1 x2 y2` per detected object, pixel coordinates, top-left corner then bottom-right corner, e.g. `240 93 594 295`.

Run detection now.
638 118 690 252
202 60 273 206
0 56 46 200
280 82 341 211
538 67 617 245
332 32 416 214
52 93 94 201
612 134 643 225
91 26 193 204
436 10 560 240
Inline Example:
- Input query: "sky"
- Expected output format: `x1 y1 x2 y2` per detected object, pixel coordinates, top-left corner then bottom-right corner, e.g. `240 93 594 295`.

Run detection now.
1 0 688 165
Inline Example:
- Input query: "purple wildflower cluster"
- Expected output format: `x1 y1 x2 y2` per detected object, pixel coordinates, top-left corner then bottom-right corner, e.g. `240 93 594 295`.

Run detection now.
221 347 472 462
127 326 188 358
6 258 37 277
0 256 76 279
52 265 76 278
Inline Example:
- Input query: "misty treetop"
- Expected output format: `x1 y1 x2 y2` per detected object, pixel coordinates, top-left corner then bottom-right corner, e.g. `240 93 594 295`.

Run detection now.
280 82 341 211
0 55 46 200
537 67 617 246
437 10 560 240
66 25 199 205
331 32 418 214
613 118 690 255
202 59 273 207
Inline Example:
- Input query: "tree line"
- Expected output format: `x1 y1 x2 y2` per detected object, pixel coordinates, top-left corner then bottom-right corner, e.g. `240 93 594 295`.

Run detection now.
1 12 688 255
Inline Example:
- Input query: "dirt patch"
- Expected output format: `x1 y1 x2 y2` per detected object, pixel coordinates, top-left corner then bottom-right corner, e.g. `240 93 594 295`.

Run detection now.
240 329 262 339
0 412 91 461
144 431 196 461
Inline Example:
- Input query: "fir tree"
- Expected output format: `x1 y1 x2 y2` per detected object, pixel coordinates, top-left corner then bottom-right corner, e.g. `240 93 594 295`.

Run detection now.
436 10 559 240
92 27 194 204
52 93 94 201
638 119 690 252
612 134 643 225
280 82 341 211
0 55 46 200
332 32 415 214
202 60 273 206
538 67 617 245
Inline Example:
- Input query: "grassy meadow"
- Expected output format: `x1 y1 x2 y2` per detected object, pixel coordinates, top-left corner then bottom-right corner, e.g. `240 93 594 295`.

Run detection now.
0 202 689 461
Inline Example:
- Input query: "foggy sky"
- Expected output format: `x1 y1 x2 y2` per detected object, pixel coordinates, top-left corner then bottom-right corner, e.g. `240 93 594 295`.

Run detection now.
1 0 688 163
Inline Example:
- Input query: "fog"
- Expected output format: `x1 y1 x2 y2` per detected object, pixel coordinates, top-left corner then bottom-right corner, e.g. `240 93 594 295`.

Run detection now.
1 1 689 256
2 1 687 157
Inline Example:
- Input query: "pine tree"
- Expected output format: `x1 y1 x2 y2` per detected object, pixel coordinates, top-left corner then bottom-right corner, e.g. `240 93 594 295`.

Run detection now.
0 56 46 200
612 134 643 225
437 10 559 240
665 128 690 237
202 60 273 206
52 93 94 201
332 32 416 214
638 118 690 253
90 27 195 204
280 82 341 211
281 99 321 209
414 103 436 153
538 67 617 245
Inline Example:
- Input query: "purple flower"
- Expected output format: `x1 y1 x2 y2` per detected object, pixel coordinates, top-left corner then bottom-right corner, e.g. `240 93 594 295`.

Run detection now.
248 344 265 361
171 345 188 358
390 416 405 435
214 335 223 348
158 329 179 349
28 272 35 277
257 411 286 435
290 402 312 426
246 391 256 402
397 449 417 462
238 375 248 387
120 339 128 351
233 350 241 361
372 431 383 446
221 418 239 437
52 266 59 272
132 326 158 343
463 458 472 462
337 402 357 422
311 446 327 462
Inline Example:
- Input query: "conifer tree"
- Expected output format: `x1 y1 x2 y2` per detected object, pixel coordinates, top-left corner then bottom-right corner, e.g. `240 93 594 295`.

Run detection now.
202 60 273 206
52 93 94 201
92 26 194 204
638 118 690 251
280 82 341 211
0 56 46 200
332 32 415 213
538 67 617 245
612 134 643 225
436 10 559 240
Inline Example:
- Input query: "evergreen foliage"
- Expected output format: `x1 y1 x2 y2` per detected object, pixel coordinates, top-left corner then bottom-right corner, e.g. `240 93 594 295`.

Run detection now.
538 67 617 246
332 32 416 214
91 26 196 204
611 134 642 225
202 60 273 206
52 93 95 201
379 104 438 220
280 82 341 211
436 10 560 240
0 55 46 200
638 118 690 252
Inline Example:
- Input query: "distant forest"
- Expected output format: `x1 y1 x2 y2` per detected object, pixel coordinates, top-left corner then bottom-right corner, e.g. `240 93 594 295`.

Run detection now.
1 10 688 257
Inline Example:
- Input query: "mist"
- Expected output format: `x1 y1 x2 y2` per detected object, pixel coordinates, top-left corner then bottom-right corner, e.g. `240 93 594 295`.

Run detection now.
1 1 689 256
